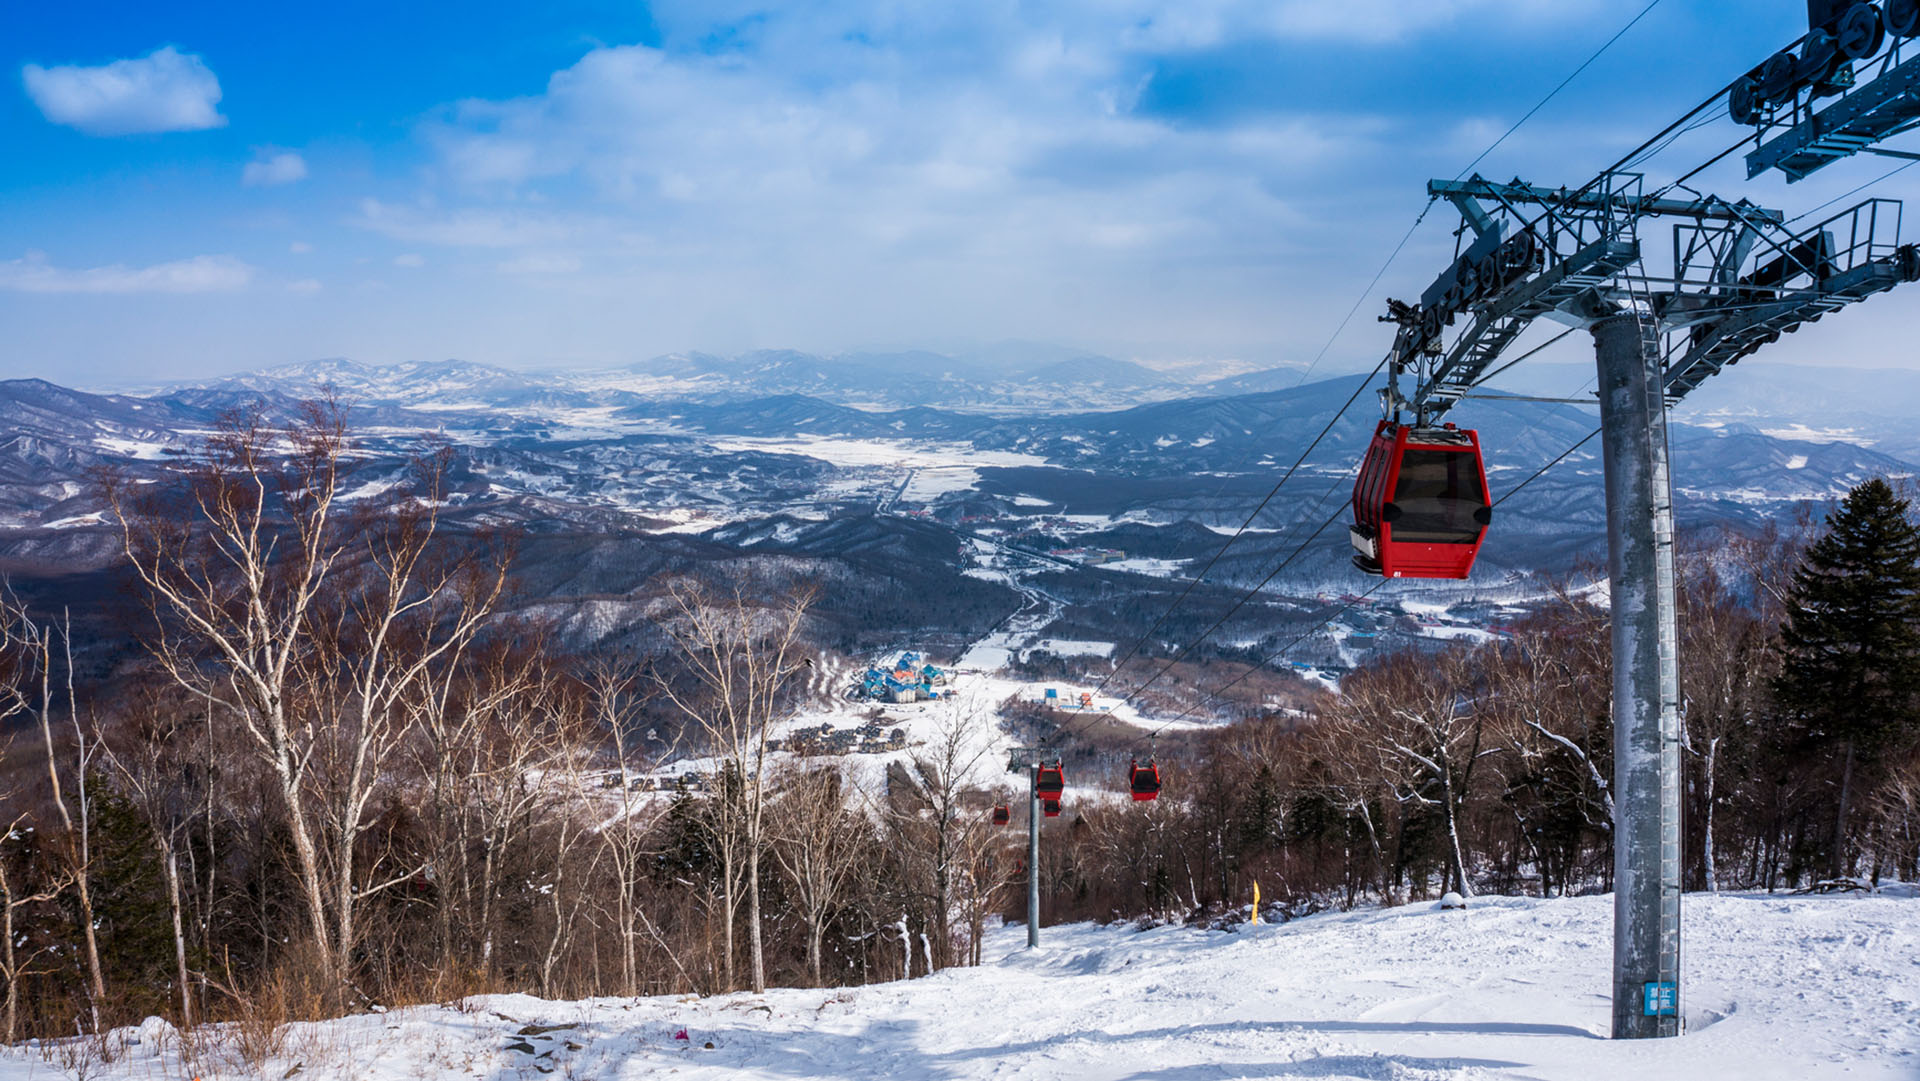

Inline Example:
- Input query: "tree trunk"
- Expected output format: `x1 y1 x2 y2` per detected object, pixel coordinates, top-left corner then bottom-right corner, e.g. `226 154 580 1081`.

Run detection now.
620 874 639 996
162 842 193 1027
720 864 737 991
807 922 824 987
1 864 16 1043
1355 800 1391 904
37 688 106 1020
479 838 497 973
1701 737 1720 892
69 851 106 1022
278 760 339 991
933 833 951 971
896 915 912 979
1833 738 1857 880
335 850 359 1009
747 853 766 994
1442 769 1472 897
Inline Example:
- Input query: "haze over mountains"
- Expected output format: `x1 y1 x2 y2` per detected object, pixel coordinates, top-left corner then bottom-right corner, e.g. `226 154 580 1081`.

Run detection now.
119 344 1269 416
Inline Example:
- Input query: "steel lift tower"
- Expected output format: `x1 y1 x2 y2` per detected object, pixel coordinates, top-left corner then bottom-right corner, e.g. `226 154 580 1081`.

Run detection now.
1375 1 1920 1039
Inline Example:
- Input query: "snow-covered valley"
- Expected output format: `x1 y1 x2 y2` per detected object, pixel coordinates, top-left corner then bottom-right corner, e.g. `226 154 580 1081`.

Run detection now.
13 890 1913 1081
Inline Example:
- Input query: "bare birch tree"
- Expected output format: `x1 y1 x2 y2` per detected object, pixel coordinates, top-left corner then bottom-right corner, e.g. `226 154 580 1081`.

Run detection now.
13 610 109 1022
769 764 870 985
106 402 509 1000
99 684 206 1027
655 581 813 994
1677 556 1775 892
1336 648 1494 897
0 593 67 1040
885 698 999 970
585 660 674 996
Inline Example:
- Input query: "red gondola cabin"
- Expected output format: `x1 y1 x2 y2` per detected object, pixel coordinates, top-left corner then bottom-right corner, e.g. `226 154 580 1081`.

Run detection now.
1042 798 1062 818
1128 760 1161 802
1350 420 1491 580
1036 762 1065 799
991 804 1010 826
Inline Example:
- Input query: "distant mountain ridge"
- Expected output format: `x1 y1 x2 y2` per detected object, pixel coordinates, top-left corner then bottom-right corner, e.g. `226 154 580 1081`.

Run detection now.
1 350 1910 598
143 349 1255 416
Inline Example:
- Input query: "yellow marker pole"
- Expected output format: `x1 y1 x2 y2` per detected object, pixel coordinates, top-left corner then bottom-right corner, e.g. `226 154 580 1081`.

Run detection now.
1251 881 1261 924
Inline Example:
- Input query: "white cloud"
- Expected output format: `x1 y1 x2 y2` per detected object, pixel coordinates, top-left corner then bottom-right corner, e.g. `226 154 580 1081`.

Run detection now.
22 46 225 136
290 241 313 254
287 278 323 294
391 10 1444 360
0 251 254 294
1109 0 1603 46
417 31 1367 274
496 253 582 275
393 253 426 267
243 150 308 187
353 199 586 248
302 1 1635 365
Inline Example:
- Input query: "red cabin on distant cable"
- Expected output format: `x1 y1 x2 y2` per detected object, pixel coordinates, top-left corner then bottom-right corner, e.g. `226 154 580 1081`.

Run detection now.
1350 420 1491 580
991 804 1010 827
1128 760 1161 802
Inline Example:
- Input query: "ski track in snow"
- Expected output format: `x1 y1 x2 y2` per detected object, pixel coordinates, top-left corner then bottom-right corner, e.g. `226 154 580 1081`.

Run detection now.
14 891 1914 1081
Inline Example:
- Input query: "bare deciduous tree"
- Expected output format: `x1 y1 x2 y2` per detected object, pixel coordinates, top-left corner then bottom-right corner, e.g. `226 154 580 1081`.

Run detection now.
655 581 813 994
99 683 205 1028
1336 648 1494 897
0 594 68 1041
770 763 870 985
885 697 1000 970
106 402 509 1000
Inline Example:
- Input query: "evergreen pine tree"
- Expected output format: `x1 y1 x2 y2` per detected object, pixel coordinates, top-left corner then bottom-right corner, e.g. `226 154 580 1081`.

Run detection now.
1773 477 1920 878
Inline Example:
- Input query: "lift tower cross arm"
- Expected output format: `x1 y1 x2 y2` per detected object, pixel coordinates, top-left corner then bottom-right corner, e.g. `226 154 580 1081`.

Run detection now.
1399 175 1917 425
1429 178 1787 225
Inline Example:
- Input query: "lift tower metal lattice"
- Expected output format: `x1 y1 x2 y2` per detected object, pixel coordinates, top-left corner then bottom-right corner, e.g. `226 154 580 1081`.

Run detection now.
1374 3 1920 1038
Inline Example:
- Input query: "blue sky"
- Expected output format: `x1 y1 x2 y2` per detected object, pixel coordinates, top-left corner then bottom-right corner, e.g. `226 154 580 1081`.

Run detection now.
4 0 1915 386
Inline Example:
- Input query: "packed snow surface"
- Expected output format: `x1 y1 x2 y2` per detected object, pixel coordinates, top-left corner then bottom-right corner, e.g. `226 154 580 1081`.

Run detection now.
13 891 1913 1080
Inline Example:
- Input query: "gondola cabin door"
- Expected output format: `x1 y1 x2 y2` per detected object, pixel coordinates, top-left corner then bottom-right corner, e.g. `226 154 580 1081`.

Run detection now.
1350 421 1491 580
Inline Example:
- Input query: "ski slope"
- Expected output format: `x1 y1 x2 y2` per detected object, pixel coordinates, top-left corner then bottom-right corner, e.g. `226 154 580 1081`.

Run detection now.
10 890 1913 1080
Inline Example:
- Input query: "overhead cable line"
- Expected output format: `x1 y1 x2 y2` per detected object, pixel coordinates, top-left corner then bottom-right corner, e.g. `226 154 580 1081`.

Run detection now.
1452 0 1671 182
1118 418 1604 746
1116 582 1385 747
1048 0 1681 754
1075 201 1445 712
1075 369 1586 743
1471 327 1580 389
1083 369 1601 742
1492 428 1602 510
1786 158 1920 225
1510 25 1809 246
1080 0 1676 712
1080 353 1390 704
1090 461 1362 724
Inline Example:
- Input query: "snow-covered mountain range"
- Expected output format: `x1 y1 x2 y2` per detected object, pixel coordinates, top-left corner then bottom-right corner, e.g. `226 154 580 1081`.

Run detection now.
127 345 1259 418
2 351 1913 673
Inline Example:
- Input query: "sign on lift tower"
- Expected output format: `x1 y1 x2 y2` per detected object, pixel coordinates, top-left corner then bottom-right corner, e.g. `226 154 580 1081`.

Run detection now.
1369 1 1920 1039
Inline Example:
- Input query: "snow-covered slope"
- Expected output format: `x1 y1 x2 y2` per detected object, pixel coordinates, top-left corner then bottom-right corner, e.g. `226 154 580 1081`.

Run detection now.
14 891 1913 1080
